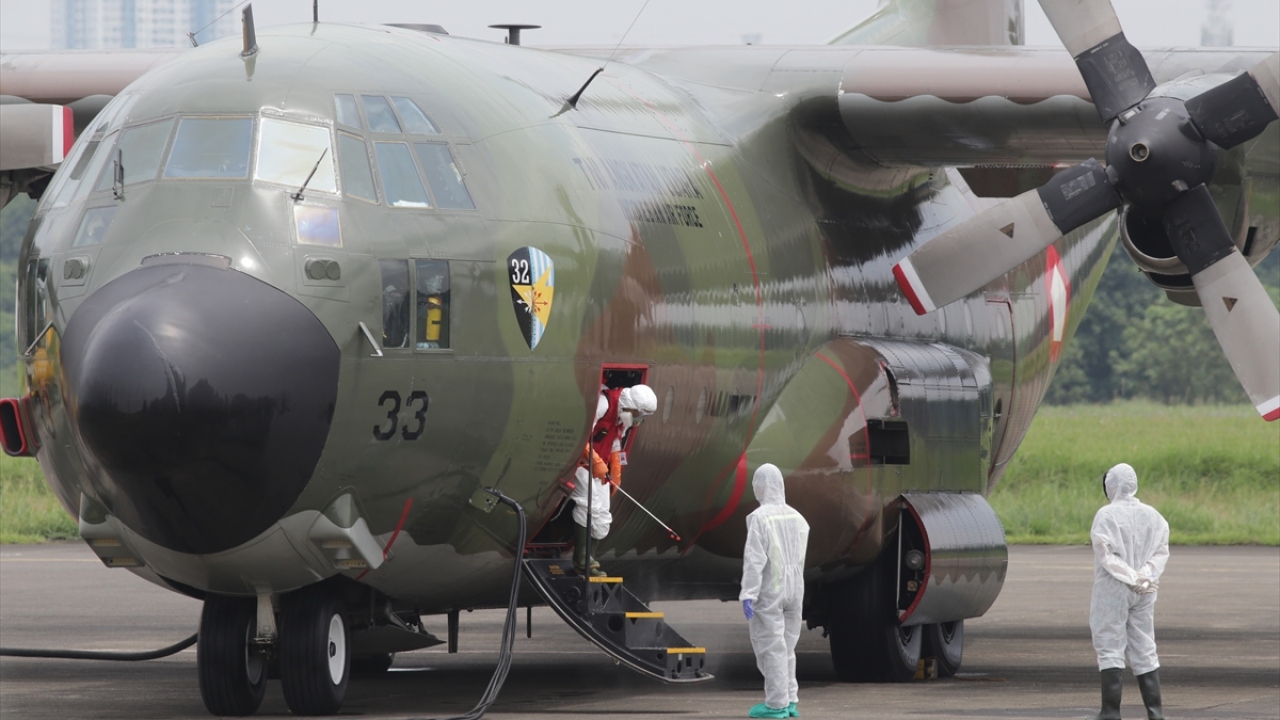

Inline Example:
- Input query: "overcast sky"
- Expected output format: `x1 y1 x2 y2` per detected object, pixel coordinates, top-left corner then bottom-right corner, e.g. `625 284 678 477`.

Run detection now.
1 0 1278 50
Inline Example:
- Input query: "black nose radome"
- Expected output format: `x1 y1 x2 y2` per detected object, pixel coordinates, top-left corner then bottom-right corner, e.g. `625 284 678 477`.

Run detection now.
61 259 340 555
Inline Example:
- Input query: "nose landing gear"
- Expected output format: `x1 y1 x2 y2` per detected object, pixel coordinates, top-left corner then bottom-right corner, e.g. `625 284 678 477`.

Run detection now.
196 584 351 717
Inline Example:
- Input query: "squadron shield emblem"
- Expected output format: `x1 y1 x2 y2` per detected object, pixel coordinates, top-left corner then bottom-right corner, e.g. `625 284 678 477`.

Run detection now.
507 247 555 349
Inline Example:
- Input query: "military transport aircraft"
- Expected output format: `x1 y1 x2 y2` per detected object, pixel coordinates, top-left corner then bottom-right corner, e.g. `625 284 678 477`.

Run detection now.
1 0 1277 715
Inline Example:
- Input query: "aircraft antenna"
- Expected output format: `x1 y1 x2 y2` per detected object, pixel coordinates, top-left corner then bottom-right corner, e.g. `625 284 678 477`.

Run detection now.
560 0 651 112
187 0 248 48
241 4 258 58
605 0 652 68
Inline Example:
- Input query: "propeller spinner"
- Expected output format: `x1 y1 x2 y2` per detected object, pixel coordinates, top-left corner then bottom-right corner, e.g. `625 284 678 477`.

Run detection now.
891 0 1280 421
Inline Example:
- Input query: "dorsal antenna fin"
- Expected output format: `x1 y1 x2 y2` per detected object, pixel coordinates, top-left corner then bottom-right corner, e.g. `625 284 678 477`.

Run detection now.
241 4 258 58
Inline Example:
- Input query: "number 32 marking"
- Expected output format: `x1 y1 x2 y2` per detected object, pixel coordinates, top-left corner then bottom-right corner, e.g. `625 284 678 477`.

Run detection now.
373 390 430 441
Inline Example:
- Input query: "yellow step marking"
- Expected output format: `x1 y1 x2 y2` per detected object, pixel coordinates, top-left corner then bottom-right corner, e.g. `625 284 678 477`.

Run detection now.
588 576 623 583
624 612 664 619
665 647 706 654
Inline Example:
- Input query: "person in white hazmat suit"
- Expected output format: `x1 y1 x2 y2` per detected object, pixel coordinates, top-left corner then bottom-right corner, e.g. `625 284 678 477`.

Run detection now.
570 395 613 577
1089 463 1170 720
739 464 810 719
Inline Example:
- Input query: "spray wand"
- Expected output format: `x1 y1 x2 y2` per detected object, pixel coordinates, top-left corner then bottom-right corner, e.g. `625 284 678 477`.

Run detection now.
612 483 681 542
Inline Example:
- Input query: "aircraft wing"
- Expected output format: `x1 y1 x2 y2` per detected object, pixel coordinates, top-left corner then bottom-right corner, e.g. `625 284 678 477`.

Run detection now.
0 49 181 180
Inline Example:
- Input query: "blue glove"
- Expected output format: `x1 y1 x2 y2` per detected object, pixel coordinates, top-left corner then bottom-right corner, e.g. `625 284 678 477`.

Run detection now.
742 599 754 620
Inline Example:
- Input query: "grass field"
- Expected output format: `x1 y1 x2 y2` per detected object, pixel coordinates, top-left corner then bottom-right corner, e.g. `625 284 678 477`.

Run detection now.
1 402 1276 545
991 402 1280 545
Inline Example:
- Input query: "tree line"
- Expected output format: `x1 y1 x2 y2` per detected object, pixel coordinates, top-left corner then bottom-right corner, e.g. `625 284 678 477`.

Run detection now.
2 197 1276 405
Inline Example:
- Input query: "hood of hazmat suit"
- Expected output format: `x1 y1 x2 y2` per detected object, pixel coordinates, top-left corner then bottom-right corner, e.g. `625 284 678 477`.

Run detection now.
618 384 658 415
596 394 610 422
1089 462 1171 675
740 463 810 712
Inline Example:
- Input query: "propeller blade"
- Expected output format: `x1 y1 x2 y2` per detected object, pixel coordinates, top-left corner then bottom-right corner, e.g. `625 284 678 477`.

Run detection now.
894 159 1121 314
1163 185 1280 421
1037 0 1157 122
1185 51 1280 149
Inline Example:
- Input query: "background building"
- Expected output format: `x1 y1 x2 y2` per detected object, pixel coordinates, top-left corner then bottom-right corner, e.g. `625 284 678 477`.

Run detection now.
50 0 237 49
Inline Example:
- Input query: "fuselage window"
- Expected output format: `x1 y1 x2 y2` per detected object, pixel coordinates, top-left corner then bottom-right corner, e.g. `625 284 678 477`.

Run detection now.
22 258 49 347
392 97 439 135
256 117 336 194
73 131 118 204
413 143 474 210
72 206 118 247
93 118 174 191
337 133 377 203
294 205 342 247
362 95 401 133
164 117 253 178
379 259 411 350
374 142 430 208
415 259 450 349
335 94 363 129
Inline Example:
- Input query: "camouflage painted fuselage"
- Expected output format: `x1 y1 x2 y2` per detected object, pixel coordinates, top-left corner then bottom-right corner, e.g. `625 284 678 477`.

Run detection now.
16 24 1117 611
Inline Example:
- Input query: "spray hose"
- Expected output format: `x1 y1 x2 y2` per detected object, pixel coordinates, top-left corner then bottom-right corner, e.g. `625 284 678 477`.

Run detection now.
414 487 527 720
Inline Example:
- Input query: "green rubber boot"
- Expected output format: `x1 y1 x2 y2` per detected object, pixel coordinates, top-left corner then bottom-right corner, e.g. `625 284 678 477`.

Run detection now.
572 524 605 577
1136 669 1165 720
1092 668 1123 720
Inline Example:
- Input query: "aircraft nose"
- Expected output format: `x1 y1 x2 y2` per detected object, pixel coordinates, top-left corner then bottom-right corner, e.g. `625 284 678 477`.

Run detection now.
61 258 340 555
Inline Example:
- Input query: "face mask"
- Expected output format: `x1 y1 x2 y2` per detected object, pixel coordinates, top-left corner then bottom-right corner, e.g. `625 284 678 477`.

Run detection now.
619 411 633 430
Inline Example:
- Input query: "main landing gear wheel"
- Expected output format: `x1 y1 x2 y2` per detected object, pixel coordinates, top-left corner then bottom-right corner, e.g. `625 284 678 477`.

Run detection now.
197 595 267 717
825 556 921 683
923 620 964 678
279 585 350 716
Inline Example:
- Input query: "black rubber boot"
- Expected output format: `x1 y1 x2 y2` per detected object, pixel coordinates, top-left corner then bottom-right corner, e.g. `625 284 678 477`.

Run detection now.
1092 668 1123 720
1136 669 1164 720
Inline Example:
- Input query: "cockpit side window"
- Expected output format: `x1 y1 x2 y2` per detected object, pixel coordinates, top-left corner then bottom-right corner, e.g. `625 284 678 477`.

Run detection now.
164 117 253 178
335 94 363 130
48 138 101 208
73 206 119 247
93 118 175 191
391 97 439 135
414 260 450 350
362 95 401 133
413 143 474 210
72 131 117 204
337 133 377 203
374 142 430 208
256 117 336 194
379 259 411 350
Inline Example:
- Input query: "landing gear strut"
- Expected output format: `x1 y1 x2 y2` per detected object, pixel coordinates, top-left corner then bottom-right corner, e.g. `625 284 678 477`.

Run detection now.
197 595 268 716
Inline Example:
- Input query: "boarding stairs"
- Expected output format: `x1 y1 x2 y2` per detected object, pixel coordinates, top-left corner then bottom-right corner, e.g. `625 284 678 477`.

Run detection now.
522 557 712 683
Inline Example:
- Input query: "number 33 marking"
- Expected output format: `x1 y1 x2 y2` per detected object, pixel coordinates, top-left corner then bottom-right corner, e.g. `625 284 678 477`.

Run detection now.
373 390 430 441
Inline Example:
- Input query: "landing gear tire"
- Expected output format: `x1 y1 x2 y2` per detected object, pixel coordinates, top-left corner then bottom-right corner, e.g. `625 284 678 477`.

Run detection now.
825 555 921 682
923 620 964 678
351 652 395 676
279 585 350 716
197 595 267 717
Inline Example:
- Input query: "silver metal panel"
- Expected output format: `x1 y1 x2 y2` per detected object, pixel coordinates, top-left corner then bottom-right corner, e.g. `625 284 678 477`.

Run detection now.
898 491 1007 626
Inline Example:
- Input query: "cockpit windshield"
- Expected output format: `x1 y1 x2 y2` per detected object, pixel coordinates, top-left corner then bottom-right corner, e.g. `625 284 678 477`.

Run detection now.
255 117 336 194
164 117 252 178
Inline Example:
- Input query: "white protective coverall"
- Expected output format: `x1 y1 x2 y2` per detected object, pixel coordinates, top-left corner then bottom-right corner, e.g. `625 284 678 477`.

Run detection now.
739 464 810 711
571 395 612 539
1090 463 1170 675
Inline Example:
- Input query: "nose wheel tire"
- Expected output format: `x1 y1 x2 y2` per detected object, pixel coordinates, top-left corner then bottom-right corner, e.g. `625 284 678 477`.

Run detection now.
279 585 350 716
197 595 267 717
923 620 964 678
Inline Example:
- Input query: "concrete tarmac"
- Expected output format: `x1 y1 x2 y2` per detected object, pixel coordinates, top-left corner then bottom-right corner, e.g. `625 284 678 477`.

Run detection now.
1 543 1277 719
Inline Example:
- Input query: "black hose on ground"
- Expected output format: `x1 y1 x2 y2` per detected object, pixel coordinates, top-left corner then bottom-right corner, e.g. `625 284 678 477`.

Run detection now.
415 487 527 720
0 632 197 661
